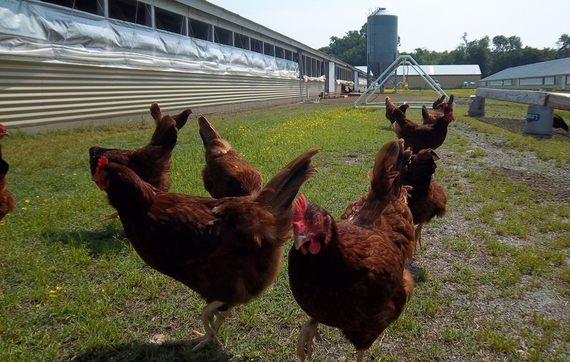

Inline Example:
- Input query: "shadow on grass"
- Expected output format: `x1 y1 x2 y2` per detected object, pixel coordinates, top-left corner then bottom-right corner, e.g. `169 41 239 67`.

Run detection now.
407 259 428 285
43 222 131 258
69 341 233 362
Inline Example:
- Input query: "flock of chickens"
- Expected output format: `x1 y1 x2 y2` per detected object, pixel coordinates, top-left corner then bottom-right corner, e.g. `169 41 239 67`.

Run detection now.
0 98 455 361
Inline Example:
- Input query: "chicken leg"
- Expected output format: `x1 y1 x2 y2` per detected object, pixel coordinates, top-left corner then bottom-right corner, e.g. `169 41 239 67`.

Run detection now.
415 222 425 249
296 318 321 362
186 300 231 351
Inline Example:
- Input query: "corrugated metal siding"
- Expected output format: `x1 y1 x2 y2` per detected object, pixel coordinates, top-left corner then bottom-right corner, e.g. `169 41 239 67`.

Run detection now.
0 58 314 129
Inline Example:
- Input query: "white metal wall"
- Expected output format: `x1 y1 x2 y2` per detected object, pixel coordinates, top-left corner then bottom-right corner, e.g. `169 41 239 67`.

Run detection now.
0 58 323 130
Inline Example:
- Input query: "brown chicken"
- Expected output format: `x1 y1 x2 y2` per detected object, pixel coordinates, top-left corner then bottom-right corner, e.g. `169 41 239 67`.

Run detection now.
288 139 415 362
0 145 16 221
393 95 454 153
553 114 569 132
0 124 8 140
401 148 447 248
89 104 192 193
422 95 454 124
198 115 262 198
385 96 410 127
432 94 446 110
92 148 318 350
149 102 190 130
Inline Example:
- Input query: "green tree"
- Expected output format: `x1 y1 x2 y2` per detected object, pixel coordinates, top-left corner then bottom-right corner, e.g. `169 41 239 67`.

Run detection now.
320 25 568 77
556 33 570 57
318 24 367 65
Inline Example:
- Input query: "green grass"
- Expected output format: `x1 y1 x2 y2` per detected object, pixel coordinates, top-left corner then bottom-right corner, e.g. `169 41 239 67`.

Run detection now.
1 92 569 361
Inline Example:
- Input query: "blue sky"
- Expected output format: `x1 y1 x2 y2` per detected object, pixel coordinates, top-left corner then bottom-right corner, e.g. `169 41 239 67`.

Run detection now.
207 0 570 52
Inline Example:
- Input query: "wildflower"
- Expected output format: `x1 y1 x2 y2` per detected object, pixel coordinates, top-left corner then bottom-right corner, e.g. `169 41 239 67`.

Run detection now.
56 286 63 291
35 304 40 308
25 199 30 204
21 207 27 210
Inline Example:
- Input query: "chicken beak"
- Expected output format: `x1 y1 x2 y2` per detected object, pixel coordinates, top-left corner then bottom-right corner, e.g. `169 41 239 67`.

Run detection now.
294 233 310 250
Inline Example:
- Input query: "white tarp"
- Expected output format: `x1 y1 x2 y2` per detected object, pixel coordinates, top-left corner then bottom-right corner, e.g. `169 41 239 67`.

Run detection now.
0 0 299 79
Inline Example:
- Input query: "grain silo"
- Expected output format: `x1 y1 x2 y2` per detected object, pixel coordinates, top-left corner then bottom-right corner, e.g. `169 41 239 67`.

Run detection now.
367 8 398 82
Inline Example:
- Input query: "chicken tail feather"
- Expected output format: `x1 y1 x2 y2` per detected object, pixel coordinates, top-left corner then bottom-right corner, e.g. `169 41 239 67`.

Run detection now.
173 108 192 130
198 115 223 148
149 116 179 153
256 149 319 215
369 139 411 200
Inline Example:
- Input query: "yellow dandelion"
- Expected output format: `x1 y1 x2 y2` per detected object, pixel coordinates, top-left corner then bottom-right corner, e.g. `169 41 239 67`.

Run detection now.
56 286 63 291
21 207 27 210
73 173 77 176
36 304 41 308
36 195 40 199
43 199 48 203
25 199 30 204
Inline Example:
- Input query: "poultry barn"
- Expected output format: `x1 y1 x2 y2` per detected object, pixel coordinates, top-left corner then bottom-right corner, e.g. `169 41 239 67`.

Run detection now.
0 0 365 131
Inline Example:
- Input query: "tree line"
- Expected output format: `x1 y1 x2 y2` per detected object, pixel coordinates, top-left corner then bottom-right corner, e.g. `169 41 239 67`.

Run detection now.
319 24 570 78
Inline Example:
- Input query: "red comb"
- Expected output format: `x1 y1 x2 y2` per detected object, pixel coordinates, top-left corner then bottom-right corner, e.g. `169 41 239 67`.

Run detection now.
292 193 307 224
95 156 109 174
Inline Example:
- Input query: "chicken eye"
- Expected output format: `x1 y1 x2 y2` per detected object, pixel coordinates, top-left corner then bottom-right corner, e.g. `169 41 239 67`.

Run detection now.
312 214 323 227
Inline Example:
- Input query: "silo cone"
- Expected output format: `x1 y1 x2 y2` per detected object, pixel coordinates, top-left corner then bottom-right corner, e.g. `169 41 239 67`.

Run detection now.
524 105 553 136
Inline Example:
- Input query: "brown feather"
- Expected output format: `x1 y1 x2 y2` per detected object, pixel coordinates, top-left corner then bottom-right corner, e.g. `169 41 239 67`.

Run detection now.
89 104 190 192
289 140 414 360
0 145 16 221
198 115 263 198
401 148 447 248
93 148 318 343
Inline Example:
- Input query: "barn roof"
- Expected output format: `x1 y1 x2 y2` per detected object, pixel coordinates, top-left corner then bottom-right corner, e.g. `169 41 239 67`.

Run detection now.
481 57 570 81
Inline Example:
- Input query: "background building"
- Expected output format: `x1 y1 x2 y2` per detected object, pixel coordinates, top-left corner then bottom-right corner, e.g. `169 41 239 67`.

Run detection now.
0 0 364 130
480 57 570 91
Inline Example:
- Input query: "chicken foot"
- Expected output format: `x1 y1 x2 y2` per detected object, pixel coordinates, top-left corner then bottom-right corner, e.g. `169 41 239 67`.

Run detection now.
296 318 321 362
414 222 425 249
186 301 231 351
99 211 119 221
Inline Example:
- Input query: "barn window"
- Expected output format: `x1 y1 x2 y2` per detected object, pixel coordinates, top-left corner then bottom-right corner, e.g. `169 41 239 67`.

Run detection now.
251 38 263 54
41 0 104 15
188 18 211 41
284 49 293 61
275 46 284 59
544 77 555 85
214 26 232 46
109 0 151 26
234 33 250 50
264 43 275 56
519 78 543 86
155 7 186 35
